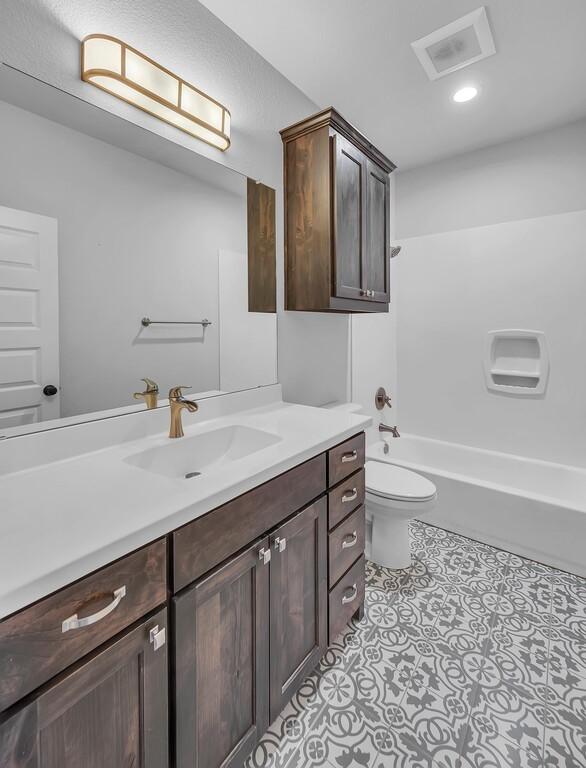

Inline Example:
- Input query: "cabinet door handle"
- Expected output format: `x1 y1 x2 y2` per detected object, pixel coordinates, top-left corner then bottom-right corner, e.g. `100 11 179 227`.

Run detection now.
342 531 358 549
61 586 126 633
341 450 358 463
274 536 287 553
342 488 358 503
149 624 166 651
341 583 358 605
259 547 271 565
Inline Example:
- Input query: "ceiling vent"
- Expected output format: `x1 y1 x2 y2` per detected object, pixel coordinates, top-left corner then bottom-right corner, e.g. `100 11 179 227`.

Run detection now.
411 7 495 81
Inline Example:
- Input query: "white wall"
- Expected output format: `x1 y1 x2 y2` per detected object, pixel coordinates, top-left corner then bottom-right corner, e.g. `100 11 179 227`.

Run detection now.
0 1 353 409
396 117 586 239
394 118 586 466
0 100 249 417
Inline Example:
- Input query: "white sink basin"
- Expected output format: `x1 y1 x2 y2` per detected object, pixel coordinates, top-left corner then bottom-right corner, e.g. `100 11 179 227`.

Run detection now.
124 425 281 479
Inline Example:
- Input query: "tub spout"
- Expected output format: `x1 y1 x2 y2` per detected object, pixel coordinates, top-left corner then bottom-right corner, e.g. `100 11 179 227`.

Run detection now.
379 423 400 438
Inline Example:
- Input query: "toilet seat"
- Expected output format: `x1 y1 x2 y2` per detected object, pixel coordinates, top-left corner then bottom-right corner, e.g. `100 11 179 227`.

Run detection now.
365 461 436 503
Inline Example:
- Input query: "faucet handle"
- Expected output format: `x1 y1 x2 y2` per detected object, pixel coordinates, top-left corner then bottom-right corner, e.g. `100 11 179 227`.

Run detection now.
374 387 392 410
169 385 192 400
140 377 159 393
133 378 159 409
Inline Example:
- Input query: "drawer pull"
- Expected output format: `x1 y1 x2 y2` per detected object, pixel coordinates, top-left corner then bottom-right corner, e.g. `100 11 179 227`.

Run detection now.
341 583 358 605
342 531 358 549
341 450 358 463
259 547 271 565
342 488 358 503
149 624 166 651
61 586 126 633
274 536 287 553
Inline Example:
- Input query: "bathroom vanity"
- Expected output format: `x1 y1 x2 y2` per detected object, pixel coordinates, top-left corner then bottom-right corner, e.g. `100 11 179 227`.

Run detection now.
0 392 368 768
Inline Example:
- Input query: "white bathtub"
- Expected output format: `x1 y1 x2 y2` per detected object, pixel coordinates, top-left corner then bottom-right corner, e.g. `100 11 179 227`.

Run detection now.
367 435 586 577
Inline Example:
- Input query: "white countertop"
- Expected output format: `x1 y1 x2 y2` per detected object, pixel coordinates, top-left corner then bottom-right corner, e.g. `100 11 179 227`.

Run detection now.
0 395 369 619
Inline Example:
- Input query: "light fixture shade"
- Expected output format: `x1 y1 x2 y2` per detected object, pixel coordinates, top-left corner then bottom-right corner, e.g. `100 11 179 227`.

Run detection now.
81 35 231 151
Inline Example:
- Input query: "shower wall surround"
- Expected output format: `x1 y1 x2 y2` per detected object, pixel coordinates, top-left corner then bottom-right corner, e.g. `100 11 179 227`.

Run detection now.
394 117 586 466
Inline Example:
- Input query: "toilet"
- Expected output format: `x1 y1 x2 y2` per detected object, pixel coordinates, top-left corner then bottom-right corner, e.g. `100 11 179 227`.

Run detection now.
365 460 437 569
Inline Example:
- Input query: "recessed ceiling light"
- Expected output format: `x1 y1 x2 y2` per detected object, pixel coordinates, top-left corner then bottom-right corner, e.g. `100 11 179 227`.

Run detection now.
453 86 478 103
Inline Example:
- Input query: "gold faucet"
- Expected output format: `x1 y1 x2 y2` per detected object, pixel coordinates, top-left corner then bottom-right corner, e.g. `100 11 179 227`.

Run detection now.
133 378 159 410
168 386 199 438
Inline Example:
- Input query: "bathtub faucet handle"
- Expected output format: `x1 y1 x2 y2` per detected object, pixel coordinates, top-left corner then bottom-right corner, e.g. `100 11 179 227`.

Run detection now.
375 387 392 410
379 423 400 438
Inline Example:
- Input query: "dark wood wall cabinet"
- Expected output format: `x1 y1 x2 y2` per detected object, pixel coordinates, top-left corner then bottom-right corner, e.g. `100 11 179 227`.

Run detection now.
0 433 366 768
281 107 396 313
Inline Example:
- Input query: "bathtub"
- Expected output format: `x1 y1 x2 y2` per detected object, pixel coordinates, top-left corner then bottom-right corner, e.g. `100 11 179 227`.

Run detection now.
366 435 586 577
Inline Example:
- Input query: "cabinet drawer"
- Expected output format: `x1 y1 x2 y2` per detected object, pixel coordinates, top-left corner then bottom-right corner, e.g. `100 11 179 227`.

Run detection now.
328 505 365 588
328 468 365 530
328 433 365 487
173 453 327 591
0 539 166 712
328 555 365 643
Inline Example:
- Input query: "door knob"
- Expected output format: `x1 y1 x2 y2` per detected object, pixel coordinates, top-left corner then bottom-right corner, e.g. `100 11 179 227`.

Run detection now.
43 385 58 396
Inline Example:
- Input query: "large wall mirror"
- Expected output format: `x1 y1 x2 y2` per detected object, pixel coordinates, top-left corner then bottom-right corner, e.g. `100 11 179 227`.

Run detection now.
0 65 277 438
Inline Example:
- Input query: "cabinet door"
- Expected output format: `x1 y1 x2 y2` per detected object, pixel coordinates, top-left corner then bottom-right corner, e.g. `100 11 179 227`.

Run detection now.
332 133 367 301
269 498 327 722
365 159 390 303
0 609 169 768
174 538 270 768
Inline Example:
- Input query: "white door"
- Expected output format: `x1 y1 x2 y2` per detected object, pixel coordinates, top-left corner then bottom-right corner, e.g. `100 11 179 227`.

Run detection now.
0 205 59 432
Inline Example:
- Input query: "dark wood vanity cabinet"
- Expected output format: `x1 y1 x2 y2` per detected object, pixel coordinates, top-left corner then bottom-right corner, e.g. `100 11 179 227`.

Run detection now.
0 608 169 768
0 434 366 768
269 498 328 722
281 107 395 313
174 540 270 768
174 497 328 768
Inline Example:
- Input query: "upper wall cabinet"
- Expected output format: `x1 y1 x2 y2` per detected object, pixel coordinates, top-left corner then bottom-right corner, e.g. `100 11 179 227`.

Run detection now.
281 108 395 313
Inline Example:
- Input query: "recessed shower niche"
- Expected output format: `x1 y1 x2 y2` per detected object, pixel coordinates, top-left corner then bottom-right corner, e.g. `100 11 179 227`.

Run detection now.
484 330 549 395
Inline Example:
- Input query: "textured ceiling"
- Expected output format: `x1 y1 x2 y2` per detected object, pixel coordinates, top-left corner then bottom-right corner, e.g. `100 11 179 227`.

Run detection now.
199 0 586 169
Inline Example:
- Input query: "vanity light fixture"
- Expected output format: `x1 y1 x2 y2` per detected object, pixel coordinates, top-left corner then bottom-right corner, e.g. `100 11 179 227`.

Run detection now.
81 35 231 150
453 86 478 103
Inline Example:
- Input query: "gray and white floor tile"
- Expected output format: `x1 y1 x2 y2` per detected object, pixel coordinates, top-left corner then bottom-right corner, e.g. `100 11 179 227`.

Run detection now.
244 521 586 768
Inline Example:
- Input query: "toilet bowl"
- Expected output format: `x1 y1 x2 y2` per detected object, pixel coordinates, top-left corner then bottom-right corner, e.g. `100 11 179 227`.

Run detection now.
365 460 437 569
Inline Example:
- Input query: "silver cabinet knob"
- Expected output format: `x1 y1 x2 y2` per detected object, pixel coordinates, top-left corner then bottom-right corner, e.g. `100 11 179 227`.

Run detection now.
149 624 166 651
274 536 287 553
259 547 271 565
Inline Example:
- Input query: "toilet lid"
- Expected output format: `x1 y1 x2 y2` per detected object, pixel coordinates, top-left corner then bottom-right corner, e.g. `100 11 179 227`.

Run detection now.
365 461 436 502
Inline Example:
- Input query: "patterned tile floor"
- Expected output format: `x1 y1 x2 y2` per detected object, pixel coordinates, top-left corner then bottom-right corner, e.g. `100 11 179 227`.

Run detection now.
245 521 586 768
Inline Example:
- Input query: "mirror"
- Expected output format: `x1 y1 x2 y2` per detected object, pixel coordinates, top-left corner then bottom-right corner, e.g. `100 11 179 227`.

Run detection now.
0 65 277 437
